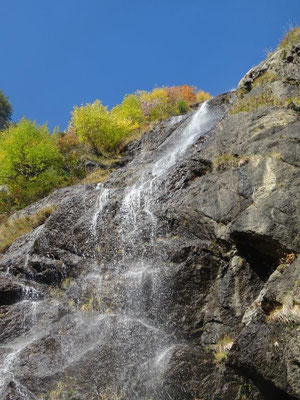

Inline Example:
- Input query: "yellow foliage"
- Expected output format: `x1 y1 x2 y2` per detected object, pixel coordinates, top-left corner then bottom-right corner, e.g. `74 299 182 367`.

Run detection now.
196 90 211 103
71 100 137 156
111 93 144 125
70 85 210 156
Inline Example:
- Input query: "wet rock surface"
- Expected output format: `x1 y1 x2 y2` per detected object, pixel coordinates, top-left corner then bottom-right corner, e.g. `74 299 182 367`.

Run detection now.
0 42 299 400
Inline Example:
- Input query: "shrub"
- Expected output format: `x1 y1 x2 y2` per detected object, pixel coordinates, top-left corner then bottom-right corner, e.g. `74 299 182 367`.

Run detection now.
195 90 211 103
55 130 86 180
69 85 210 157
111 93 145 125
165 84 197 104
71 100 137 155
0 205 56 253
213 336 234 363
139 88 174 121
0 119 67 211
176 100 189 114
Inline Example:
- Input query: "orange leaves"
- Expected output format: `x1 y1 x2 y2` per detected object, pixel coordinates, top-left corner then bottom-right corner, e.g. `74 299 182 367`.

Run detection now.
165 85 197 104
57 130 80 154
69 85 211 155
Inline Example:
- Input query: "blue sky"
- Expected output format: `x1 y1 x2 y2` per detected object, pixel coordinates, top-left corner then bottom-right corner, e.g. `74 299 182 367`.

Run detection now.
1 0 299 130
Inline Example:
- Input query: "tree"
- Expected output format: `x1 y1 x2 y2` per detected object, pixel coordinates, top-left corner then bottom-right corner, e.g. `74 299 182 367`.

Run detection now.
196 90 211 103
0 90 12 130
71 100 137 155
138 88 173 121
0 119 66 210
111 94 144 126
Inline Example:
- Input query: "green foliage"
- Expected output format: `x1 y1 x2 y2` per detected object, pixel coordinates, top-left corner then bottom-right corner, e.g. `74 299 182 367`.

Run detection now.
0 119 67 211
176 100 189 114
213 336 234 363
0 90 12 130
0 84 211 216
111 94 144 125
0 205 56 253
55 130 86 180
71 100 137 155
70 86 210 156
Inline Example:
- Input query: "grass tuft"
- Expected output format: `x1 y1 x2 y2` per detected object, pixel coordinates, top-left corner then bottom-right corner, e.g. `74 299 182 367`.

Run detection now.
279 27 300 49
213 336 234 363
252 72 278 88
230 93 284 114
0 205 56 253
212 154 250 171
81 168 112 184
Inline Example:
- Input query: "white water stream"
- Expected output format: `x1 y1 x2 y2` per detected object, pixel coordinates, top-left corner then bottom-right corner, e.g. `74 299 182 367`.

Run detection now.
0 101 222 399
88 101 220 395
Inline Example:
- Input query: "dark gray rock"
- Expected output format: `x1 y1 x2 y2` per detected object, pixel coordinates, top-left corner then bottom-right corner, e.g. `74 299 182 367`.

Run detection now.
0 40 299 400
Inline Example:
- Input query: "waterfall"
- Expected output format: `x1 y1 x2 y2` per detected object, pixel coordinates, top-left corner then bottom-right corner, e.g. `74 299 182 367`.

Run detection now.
87 101 220 397
0 101 223 399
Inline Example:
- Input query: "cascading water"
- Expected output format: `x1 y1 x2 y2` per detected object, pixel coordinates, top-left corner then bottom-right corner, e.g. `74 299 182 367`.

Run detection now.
0 100 224 399
88 101 222 397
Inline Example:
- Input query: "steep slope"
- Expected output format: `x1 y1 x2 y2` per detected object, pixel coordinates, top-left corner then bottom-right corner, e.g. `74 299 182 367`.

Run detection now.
0 38 299 400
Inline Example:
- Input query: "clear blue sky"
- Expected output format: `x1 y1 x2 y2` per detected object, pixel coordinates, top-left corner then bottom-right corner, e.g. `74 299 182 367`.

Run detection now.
1 0 299 131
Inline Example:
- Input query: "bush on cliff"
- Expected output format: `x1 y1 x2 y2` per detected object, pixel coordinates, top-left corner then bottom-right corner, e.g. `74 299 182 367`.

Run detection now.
0 119 67 212
70 100 138 156
70 86 211 156
55 129 86 180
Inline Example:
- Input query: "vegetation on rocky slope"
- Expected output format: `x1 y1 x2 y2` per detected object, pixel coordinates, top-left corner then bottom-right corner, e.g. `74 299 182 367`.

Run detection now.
1 27 299 218
0 27 299 400
0 204 55 253
232 26 300 116
279 26 300 49
0 85 210 216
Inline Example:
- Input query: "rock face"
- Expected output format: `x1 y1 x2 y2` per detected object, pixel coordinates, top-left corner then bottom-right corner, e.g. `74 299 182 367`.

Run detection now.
0 40 299 400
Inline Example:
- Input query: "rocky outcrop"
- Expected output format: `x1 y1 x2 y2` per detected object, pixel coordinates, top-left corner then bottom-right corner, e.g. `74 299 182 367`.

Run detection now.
0 38 299 400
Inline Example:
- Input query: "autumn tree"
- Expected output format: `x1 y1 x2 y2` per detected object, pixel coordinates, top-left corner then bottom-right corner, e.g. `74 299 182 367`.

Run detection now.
111 94 144 126
71 100 138 155
196 90 211 103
